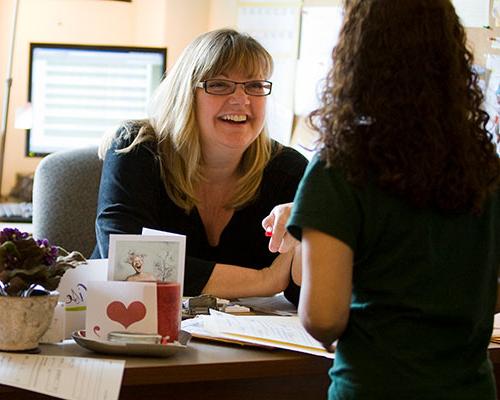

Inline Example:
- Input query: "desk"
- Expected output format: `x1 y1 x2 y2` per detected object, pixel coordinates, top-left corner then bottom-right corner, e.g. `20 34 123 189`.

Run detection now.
3 341 500 399
0 339 331 400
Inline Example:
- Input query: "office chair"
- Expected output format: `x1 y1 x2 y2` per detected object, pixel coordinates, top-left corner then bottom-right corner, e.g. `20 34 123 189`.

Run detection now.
32 146 102 258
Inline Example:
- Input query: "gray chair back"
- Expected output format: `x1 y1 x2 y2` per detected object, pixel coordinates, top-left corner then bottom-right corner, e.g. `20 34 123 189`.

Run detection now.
32 146 102 258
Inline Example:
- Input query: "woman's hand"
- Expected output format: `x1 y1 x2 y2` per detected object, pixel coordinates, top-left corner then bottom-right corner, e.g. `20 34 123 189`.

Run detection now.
202 251 294 298
263 250 294 293
262 202 299 253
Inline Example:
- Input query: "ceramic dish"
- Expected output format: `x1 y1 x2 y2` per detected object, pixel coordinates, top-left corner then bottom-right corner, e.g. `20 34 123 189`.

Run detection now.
72 330 191 357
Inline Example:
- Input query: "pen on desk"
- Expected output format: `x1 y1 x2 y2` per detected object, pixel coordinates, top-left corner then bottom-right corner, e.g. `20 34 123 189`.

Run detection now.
265 226 273 237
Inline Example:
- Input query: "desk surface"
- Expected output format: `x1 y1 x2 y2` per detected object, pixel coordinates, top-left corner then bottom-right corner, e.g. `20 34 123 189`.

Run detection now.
2 339 500 400
0 338 332 400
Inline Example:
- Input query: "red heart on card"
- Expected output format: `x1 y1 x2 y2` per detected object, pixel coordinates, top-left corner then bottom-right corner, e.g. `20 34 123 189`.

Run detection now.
106 301 147 329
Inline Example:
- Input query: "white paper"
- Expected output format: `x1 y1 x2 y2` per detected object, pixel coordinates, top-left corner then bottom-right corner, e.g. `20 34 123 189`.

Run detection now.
494 313 500 330
295 6 343 116
487 54 500 71
494 1 500 27
205 314 319 349
57 259 109 338
14 103 33 129
267 59 296 144
294 59 329 116
141 227 185 238
237 4 301 58
452 0 489 27
484 55 500 155
198 311 334 358
237 3 301 144
0 352 124 400
299 7 343 62
235 293 297 315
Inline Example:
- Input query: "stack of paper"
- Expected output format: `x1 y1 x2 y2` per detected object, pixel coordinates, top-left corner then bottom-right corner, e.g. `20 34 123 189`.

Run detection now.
181 310 334 359
492 314 500 344
0 351 124 400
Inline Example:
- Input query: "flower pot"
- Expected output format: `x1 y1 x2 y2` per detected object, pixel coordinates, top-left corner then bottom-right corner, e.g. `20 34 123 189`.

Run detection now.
0 292 59 351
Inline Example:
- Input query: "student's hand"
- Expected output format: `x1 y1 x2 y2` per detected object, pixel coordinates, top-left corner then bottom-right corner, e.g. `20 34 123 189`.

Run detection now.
262 202 299 253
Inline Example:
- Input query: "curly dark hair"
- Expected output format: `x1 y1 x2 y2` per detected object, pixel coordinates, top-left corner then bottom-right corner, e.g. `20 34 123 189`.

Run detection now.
310 0 500 213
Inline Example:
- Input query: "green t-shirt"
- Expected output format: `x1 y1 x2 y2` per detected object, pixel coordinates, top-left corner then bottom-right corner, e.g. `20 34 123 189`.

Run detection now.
288 156 500 400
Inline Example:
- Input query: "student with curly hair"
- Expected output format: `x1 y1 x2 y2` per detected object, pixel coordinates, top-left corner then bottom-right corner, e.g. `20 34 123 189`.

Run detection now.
288 0 500 398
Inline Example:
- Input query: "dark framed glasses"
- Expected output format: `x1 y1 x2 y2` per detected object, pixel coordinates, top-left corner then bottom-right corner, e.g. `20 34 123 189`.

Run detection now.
197 79 272 96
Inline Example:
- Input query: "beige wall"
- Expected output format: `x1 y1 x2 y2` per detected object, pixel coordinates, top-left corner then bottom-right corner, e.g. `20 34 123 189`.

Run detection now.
208 0 238 30
0 0 490 197
0 0 215 197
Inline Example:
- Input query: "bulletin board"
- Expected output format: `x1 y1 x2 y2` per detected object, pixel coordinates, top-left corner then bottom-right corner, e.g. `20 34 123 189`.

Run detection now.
237 1 302 146
236 0 498 155
462 1 500 150
464 0 500 67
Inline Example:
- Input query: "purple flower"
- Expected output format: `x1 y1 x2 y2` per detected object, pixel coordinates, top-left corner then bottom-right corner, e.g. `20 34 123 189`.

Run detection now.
0 229 61 269
35 239 59 266
0 228 29 244
43 245 59 266
0 228 85 296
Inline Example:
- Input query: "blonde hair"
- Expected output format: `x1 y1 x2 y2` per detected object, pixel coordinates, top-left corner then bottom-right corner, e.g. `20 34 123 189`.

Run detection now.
101 29 274 213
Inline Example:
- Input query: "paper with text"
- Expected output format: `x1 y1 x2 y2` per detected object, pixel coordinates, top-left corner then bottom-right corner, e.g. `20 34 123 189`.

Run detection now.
0 352 124 400
491 313 500 343
237 2 300 145
235 293 297 316
197 311 334 359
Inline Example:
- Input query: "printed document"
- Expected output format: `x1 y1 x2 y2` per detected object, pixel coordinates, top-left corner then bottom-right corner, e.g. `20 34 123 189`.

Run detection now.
182 310 335 359
0 352 124 400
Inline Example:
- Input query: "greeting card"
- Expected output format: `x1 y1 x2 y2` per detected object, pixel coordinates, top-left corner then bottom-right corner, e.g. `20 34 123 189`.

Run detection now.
85 281 158 341
108 233 185 295
57 259 108 338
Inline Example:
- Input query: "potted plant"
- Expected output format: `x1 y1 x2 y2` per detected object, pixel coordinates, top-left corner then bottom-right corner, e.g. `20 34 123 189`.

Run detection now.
0 228 86 350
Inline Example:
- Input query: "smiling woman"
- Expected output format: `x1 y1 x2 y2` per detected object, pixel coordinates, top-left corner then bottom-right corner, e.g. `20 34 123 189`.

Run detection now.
92 29 307 305
196 70 268 159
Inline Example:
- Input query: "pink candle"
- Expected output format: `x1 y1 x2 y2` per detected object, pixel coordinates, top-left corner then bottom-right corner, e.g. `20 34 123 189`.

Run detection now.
156 282 181 342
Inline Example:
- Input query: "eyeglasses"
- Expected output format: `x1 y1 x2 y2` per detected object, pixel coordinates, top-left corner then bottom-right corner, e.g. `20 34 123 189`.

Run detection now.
197 79 272 96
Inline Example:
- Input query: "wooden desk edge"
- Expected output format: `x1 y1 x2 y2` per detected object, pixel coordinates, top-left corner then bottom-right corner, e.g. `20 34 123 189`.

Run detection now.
122 353 331 386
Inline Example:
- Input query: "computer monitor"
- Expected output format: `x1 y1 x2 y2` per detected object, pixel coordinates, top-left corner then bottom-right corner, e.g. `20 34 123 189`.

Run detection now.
27 43 167 157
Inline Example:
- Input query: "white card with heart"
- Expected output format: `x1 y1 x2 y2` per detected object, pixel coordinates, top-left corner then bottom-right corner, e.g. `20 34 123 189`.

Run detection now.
85 281 157 341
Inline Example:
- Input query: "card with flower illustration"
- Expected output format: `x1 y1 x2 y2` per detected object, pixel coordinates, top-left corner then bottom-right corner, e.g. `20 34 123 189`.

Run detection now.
108 233 185 293
85 281 158 341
